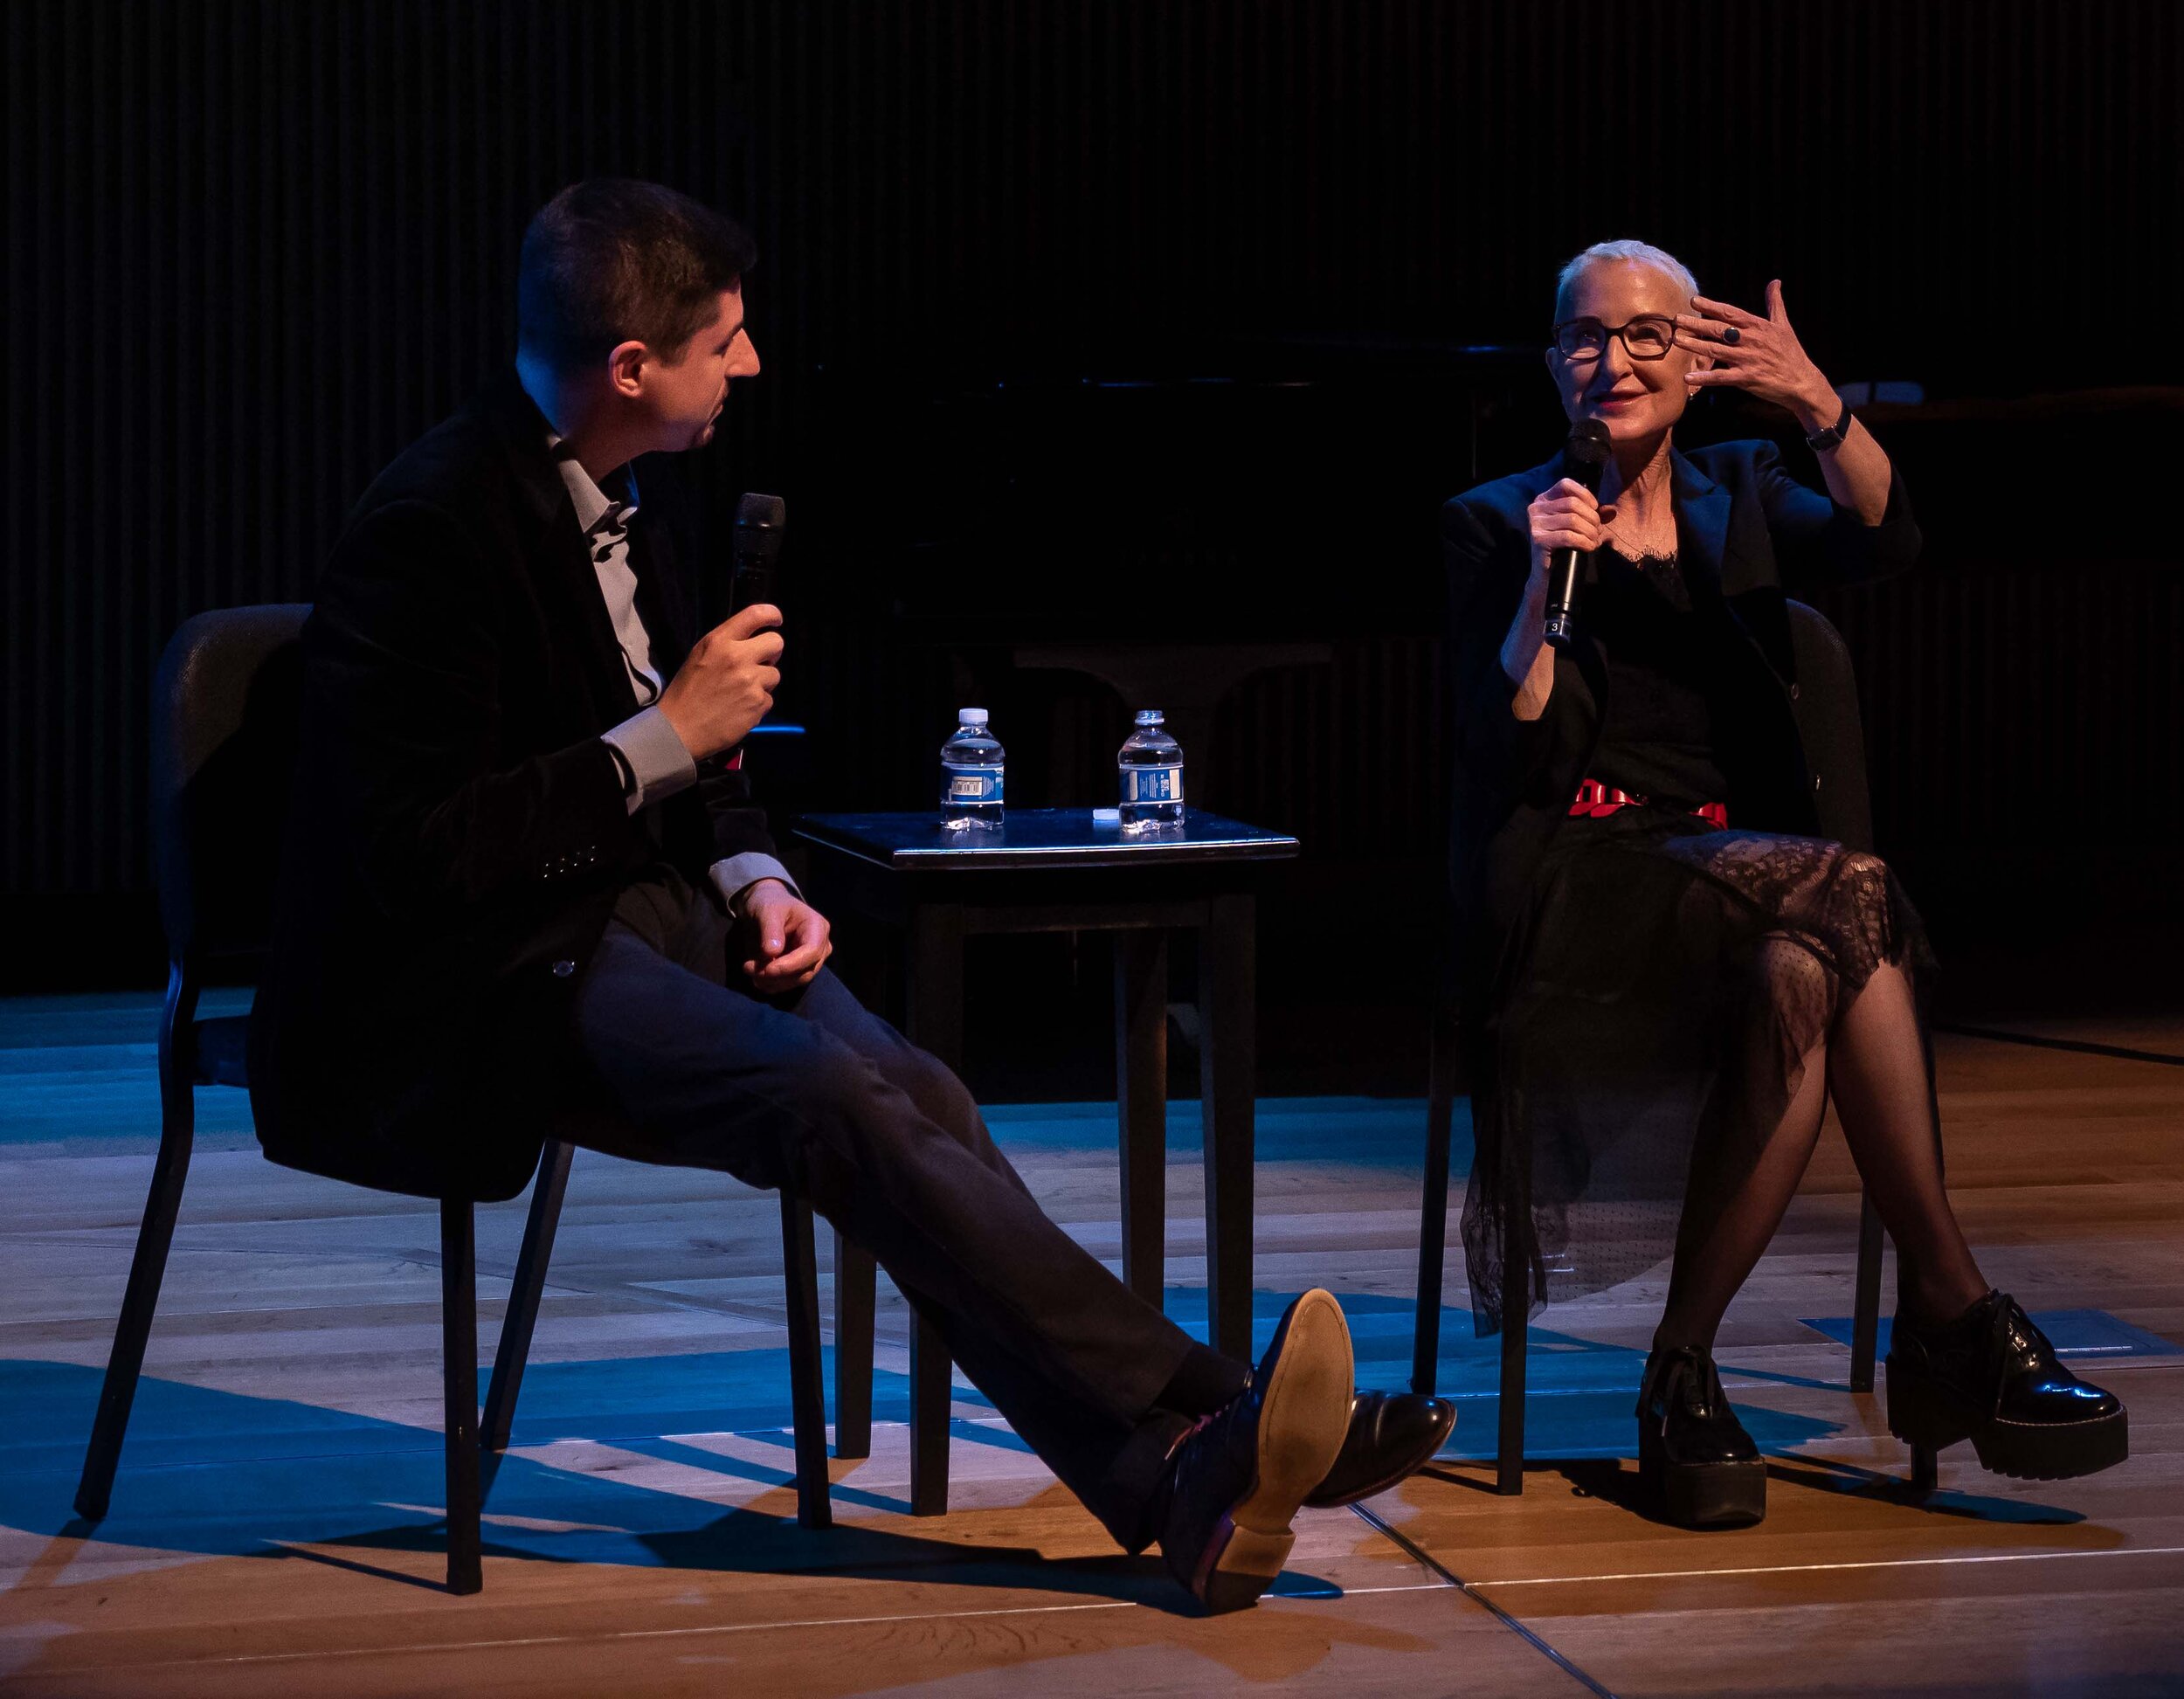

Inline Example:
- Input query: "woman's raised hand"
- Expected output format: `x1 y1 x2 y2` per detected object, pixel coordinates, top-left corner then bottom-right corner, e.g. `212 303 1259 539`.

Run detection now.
1675 280 1837 422
1526 478 1616 580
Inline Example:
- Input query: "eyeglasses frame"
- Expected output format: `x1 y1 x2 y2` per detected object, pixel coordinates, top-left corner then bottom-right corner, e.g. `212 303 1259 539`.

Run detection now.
1550 314 1680 363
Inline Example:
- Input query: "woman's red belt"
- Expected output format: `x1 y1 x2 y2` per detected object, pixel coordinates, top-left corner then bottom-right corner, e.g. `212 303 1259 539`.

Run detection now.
1569 777 1727 828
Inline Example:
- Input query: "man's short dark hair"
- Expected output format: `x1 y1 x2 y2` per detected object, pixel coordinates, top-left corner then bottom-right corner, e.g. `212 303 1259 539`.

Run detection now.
517 179 757 372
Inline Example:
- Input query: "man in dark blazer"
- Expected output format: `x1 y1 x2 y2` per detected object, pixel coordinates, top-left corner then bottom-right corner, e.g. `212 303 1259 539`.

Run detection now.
251 179 1449 1613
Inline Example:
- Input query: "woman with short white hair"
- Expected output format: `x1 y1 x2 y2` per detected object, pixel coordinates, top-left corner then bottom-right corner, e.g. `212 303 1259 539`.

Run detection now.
1441 240 2125 1528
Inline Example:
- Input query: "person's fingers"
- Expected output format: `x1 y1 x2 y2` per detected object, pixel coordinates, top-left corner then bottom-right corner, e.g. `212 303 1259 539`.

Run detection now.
1766 278 1787 322
765 936 828 979
1673 313 1746 342
1535 488 1600 523
1690 294 1763 327
746 905 789 958
720 603 784 640
749 941 829 991
1673 321 1743 352
1683 367 1739 387
743 631 785 665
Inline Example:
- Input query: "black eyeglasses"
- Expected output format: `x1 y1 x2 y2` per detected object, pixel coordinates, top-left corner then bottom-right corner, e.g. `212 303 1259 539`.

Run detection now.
1552 315 1677 362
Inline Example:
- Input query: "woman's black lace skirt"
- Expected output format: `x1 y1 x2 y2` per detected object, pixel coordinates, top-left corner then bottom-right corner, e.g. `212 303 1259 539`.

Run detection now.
1460 806 1935 1335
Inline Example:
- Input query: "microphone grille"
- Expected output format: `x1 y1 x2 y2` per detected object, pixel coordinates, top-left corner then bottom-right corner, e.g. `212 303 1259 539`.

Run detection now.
1565 419 1613 467
735 492 786 530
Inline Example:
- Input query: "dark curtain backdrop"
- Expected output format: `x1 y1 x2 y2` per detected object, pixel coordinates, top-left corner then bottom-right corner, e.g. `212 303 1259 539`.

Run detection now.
7 1 2182 1010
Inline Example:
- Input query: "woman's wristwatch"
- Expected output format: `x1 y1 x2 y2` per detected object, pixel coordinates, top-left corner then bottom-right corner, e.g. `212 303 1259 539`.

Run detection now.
1804 397 1854 452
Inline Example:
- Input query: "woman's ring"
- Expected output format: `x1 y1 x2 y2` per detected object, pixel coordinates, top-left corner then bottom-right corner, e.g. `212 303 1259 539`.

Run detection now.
1720 326 1742 346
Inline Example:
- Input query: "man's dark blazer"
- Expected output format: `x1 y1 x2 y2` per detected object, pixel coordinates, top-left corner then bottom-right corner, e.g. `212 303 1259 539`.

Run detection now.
249 370 776 1202
1441 438 1921 998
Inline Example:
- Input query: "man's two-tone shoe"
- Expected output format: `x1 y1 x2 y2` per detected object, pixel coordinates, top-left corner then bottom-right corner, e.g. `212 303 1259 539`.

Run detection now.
1158 1288 1354 1613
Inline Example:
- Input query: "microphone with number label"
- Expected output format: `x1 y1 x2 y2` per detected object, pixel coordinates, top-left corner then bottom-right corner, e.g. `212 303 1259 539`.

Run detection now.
1542 419 1613 650
729 492 787 615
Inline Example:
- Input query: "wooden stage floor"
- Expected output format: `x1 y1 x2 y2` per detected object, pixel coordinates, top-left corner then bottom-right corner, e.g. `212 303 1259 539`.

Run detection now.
2 997 2181 1696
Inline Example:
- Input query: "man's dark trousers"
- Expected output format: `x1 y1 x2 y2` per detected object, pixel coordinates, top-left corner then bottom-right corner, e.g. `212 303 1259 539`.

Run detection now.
569 867 1247 1546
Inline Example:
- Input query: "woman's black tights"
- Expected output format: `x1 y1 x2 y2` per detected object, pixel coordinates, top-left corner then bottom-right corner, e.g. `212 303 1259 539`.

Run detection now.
1654 950 1989 1356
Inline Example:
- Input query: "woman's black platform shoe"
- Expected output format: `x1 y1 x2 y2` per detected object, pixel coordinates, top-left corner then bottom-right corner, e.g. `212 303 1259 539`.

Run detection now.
1636 1346 1766 1528
1886 1290 2128 1491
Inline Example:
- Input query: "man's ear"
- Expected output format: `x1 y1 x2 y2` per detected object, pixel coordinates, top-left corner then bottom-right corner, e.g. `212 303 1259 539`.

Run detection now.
606 339 648 399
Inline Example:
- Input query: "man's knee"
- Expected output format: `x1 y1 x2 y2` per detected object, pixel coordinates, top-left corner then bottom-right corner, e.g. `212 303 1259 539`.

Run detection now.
890 1043 985 1147
797 972 985 1145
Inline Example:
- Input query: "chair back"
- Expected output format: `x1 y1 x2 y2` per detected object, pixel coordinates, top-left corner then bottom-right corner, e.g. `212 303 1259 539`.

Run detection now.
1783 598 1874 854
149 604 311 963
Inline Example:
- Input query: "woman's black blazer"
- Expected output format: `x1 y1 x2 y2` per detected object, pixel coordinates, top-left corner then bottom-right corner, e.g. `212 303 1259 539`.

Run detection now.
1441 438 1922 995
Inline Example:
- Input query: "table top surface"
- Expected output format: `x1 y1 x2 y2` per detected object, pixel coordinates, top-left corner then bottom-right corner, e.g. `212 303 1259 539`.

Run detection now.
794 808 1301 872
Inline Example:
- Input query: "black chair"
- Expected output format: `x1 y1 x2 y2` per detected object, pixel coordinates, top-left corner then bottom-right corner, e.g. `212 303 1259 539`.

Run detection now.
1412 599 1888 1492
74 605 840 1592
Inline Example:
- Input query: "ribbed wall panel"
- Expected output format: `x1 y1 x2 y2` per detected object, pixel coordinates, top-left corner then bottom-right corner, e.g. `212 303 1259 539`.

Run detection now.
6 2 2182 900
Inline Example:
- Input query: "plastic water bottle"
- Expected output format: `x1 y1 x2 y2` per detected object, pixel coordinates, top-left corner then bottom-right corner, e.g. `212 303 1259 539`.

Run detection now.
939 708 1005 831
1117 708 1185 832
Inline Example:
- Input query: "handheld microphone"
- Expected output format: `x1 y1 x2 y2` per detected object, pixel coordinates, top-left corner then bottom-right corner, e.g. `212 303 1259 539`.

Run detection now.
1542 419 1613 650
714 493 786 776
729 492 787 615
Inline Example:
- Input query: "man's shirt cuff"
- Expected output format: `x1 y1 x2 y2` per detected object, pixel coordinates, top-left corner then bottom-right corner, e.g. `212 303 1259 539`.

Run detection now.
708 853 800 917
601 707 698 814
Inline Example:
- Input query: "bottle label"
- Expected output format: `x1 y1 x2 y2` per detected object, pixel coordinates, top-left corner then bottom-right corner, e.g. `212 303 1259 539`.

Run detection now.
943 763 1003 805
1121 763 1183 805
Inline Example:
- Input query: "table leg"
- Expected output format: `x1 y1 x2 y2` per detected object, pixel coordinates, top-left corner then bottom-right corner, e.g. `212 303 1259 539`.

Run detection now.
1198 894 1257 1364
904 904 965 1516
907 905 966 1074
909 1309 952 1517
1113 929 1170 1309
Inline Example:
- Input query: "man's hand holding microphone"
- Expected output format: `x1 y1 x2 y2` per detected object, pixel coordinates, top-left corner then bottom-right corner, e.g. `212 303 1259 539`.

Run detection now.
656 601 784 762
654 600 833 994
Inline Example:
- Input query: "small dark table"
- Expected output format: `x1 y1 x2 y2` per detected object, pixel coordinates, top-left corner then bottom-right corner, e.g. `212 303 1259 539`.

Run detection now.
794 807 1299 1513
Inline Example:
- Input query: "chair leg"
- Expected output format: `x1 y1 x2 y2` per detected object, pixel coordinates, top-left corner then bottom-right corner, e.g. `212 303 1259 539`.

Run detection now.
832 1229 874 1461
909 1312 950 1516
778 1188 833 1530
441 1200 483 1595
1496 1131 1531 1497
1413 1006 1459 1398
1850 1185 1885 1393
481 1140 575 1453
76 962 199 1522
1496 1301 1528 1495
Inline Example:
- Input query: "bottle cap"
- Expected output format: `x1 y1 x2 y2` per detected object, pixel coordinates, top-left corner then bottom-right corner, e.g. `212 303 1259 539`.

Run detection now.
1134 708 1164 725
959 708 989 725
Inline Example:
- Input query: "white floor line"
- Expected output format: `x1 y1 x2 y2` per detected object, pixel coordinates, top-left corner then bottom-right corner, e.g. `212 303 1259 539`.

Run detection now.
63 1578 1459 1674
1473 1543 2184 1589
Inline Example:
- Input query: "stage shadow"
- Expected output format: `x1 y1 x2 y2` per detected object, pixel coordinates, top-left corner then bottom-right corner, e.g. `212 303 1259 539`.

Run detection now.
1766 1451 2086 1525
1548 1450 2086 1529
0 1358 1334 1611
